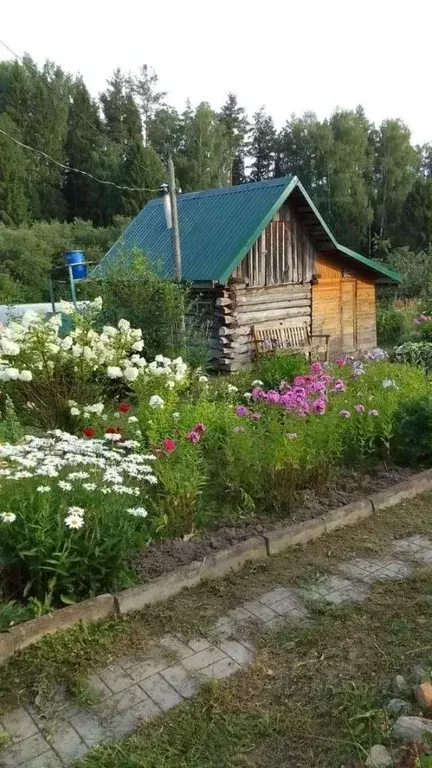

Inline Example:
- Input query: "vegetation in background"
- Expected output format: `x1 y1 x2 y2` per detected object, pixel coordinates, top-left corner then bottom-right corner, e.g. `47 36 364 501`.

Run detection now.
1 55 432 304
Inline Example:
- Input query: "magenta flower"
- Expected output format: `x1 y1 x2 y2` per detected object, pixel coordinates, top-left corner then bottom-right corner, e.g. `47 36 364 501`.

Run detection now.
249 411 261 421
311 398 326 415
233 425 245 433
251 387 266 401
354 404 365 413
266 390 280 404
336 356 347 366
339 409 351 418
368 409 379 417
333 379 347 392
187 430 201 443
194 422 206 433
311 361 323 375
235 405 249 417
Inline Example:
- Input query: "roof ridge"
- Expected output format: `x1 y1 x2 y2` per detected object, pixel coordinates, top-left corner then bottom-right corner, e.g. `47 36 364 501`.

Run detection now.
147 176 294 205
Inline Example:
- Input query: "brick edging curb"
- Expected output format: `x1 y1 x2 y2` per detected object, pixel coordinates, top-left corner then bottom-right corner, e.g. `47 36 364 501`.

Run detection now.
2 468 432 665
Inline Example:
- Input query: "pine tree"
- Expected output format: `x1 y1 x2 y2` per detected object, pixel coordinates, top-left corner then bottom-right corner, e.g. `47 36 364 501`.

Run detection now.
0 113 28 225
249 107 277 181
219 93 249 185
64 77 106 224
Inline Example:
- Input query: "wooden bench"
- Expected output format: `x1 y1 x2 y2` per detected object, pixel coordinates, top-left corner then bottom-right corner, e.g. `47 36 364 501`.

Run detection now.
252 323 329 361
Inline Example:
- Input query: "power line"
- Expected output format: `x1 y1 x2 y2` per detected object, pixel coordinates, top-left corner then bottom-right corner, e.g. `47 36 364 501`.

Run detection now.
0 126 160 193
0 38 164 188
0 38 124 155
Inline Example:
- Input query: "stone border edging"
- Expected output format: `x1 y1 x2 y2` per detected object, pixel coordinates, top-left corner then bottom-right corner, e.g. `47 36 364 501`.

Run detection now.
2 468 432 665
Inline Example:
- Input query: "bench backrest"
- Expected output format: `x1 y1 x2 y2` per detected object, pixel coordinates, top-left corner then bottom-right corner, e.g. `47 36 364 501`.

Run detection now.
252 323 310 354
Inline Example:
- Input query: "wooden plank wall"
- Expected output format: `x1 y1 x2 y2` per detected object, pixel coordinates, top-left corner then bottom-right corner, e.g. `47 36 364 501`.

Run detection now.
356 280 377 350
232 203 315 287
212 282 312 372
312 255 377 357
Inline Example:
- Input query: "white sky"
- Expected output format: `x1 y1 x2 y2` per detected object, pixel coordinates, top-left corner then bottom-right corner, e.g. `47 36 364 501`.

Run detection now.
2 0 431 144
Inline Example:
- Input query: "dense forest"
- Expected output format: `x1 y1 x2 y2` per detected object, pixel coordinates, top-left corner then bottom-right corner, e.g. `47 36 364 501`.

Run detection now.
1 54 432 303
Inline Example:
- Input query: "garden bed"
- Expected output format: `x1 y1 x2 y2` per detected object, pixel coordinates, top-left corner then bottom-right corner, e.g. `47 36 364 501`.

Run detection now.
134 465 415 578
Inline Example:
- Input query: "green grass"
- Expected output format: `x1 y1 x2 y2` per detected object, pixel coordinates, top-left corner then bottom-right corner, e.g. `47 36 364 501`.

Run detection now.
76 571 432 767
2 493 432 765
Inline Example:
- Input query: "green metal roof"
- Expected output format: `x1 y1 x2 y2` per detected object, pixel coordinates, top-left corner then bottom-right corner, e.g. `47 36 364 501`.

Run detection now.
93 176 400 283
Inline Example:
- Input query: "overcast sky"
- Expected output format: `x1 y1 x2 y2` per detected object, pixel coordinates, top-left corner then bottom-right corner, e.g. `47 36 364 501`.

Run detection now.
2 0 431 144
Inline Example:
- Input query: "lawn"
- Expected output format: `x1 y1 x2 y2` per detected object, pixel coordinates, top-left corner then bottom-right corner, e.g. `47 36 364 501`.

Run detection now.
1 493 432 768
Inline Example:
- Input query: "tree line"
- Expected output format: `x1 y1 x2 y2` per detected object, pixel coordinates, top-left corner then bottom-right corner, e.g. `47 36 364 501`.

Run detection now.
0 55 432 260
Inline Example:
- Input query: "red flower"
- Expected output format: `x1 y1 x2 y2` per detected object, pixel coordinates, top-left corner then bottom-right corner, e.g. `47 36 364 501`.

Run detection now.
105 426 122 434
119 402 131 414
82 426 96 439
162 438 176 452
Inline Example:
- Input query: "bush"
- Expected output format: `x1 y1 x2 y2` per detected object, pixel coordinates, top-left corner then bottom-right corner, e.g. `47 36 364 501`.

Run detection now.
87 251 210 367
377 305 408 346
392 397 432 465
395 342 432 371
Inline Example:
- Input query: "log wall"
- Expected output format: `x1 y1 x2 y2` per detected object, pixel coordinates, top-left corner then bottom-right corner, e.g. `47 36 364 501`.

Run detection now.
212 282 312 372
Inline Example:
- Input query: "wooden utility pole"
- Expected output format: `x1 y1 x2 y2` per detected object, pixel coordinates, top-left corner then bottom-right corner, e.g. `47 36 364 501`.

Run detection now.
168 155 182 282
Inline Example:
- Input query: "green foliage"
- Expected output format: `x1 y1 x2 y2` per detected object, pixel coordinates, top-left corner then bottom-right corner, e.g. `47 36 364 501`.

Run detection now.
392 397 432 465
93 250 189 360
0 394 25 443
395 341 432 370
253 353 308 389
0 599 35 631
377 304 409 345
249 107 277 181
418 320 432 342
0 217 128 303
388 246 432 300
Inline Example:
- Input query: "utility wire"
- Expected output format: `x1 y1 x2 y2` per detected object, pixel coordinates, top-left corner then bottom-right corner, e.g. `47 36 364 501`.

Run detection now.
0 38 127 156
0 126 160 192
0 38 163 191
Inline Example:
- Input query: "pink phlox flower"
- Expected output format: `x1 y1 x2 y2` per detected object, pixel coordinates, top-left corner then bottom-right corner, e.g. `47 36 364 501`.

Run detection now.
249 412 261 421
310 361 323 375
354 404 365 413
194 422 206 433
311 398 326 415
333 379 347 392
251 386 266 401
235 405 249 417
336 356 347 366
187 430 201 443
266 390 280 404
309 379 326 393
339 409 351 418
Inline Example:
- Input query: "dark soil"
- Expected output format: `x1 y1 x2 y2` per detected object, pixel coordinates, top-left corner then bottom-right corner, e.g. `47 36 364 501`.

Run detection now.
134 465 415 580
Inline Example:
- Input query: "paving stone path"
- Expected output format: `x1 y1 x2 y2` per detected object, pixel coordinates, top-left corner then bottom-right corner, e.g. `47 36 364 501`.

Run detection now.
2 534 432 767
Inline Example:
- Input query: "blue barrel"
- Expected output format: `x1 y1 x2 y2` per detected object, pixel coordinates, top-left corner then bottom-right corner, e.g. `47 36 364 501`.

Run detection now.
65 250 87 280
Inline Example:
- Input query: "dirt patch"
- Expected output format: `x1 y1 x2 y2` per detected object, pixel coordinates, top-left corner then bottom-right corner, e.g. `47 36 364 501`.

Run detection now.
134 465 415 579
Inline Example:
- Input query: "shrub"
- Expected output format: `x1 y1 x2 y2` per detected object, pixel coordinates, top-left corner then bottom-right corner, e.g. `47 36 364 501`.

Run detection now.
0 431 157 604
392 397 432 465
88 251 210 366
395 342 432 371
377 305 408 345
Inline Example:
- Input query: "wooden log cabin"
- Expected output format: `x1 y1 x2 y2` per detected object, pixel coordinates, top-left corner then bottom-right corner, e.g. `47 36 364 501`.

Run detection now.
94 177 399 371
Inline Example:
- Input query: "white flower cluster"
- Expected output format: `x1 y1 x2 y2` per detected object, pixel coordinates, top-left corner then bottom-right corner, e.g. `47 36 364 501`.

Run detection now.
69 401 105 418
0 310 189 390
0 430 158 513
